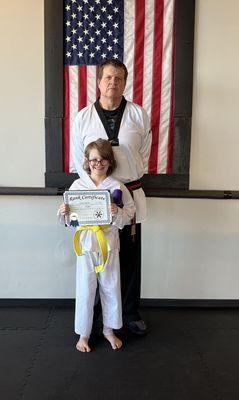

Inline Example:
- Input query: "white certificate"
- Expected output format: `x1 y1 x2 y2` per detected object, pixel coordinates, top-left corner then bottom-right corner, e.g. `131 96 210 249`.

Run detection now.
63 190 112 226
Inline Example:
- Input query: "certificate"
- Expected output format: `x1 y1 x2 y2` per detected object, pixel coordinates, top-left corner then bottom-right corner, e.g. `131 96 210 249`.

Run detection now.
63 190 112 226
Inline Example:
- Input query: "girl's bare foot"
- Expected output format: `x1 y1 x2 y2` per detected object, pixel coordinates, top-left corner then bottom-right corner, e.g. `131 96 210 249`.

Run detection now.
76 336 91 352
104 332 122 350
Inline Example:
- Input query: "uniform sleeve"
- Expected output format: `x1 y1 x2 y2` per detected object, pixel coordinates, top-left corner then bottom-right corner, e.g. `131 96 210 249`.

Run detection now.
112 184 136 230
71 113 88 179
57 180 78 226
139 108 152 174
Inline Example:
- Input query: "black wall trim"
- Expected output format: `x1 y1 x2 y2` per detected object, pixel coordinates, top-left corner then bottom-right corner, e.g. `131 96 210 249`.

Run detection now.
172 0 195 177
44 0 64 174
174 0 195 117
0 187 62 196
44 0 195 190
44 172 190 190
1 298 239 308
1 187 239 199
145 189 238 199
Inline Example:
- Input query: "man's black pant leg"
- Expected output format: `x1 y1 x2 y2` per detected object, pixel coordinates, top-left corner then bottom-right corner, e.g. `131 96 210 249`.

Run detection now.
119 223 141 323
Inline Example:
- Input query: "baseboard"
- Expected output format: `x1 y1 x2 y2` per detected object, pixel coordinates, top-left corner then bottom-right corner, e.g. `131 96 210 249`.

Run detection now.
0 299 75 307
1 298 239 308
140 299 239 307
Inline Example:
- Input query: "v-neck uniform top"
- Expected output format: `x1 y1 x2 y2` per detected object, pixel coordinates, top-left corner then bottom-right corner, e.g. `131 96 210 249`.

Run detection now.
58 176 135 252
71 101 152 223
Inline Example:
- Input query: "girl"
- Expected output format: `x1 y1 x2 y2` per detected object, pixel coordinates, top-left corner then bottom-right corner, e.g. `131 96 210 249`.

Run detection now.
58 139 135 352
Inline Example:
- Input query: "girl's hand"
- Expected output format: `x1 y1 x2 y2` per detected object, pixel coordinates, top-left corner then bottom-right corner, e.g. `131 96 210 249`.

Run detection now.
59 203 70 216
110 203 118 216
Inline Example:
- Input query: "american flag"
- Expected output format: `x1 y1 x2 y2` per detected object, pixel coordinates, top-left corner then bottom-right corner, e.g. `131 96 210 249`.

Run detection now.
63 0 175 174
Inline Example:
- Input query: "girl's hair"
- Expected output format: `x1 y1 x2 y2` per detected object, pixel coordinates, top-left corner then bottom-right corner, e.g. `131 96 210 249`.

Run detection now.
83 138 117 176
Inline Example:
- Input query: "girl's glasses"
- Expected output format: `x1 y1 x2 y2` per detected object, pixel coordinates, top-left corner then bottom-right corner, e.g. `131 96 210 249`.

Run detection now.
88 158 109 166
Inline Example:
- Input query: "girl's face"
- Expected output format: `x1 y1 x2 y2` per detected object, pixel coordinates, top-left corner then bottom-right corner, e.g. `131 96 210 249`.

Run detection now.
87 148 110 178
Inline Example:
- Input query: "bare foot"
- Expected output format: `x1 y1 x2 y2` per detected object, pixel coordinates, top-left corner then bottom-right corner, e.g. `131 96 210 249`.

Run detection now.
104 333 122 350
76 337 91 353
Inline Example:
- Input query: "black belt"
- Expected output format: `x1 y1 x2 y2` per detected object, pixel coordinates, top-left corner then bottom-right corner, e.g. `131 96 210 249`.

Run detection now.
124 179 142 241
125 179 142 192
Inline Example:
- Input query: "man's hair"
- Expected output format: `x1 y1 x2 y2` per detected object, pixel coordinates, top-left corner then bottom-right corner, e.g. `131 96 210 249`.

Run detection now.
83 138 117 176
98 59 128 82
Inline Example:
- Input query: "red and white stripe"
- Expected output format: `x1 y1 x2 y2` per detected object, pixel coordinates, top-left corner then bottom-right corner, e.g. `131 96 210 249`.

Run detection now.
64 0 175 174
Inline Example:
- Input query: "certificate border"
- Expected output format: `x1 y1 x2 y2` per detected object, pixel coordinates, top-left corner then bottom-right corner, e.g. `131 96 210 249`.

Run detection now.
64 189 112 226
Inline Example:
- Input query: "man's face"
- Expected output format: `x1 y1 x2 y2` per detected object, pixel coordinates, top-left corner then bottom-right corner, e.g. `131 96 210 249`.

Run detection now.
98 65 126 101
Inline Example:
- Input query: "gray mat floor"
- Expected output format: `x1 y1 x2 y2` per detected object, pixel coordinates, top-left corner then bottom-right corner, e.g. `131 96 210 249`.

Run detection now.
1 306 239 400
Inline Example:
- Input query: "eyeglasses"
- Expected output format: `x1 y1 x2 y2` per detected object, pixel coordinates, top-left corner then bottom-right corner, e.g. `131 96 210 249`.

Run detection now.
88 158 109 166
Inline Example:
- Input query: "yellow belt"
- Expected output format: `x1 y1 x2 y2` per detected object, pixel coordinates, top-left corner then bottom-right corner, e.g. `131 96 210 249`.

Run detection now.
73 225 111 273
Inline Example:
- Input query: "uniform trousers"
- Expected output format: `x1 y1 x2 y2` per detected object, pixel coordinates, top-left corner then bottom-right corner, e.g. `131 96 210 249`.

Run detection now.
119 223 141 323
75 250 122 337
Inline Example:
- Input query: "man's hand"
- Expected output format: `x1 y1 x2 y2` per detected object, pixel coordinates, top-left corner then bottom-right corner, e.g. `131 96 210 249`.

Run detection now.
110 203 118 216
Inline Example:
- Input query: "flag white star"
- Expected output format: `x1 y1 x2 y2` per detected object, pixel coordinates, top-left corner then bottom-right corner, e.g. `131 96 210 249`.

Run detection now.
66 21 71 27
101 22 107 28
95 45 101 51
71 28 77 35
77 5 83 11
83 44 89 50
89 37 95 43
107 30 112 36
66 36 71 42
89 52 95 58
89 6 94 12
95 29 101 35
83 29 89 35
95 0 100 4
78 52 83 57
84 13 89 20
107 15 113 21
89 21 95 28
113 22 119 28
101 53 107 59
113 38 119 44
113 53 118 59
77 36 83 42
77 21 83 27
113 7 119 13
72 44 77 50
83 0 88 3
95 14 100 20
107 0 113 4
71 0 77 3
101 37 106 43
107 45 112 51
66 51 71 57
101 6 107 12
71 13 77 19
65 5 71 11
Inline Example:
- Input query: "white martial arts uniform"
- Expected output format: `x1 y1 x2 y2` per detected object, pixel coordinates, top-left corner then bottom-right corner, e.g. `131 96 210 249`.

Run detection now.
58 175 135 337
71 100 152 223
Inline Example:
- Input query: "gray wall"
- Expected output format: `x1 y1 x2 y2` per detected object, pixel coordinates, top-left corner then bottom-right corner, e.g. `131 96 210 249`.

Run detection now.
1 0 239 299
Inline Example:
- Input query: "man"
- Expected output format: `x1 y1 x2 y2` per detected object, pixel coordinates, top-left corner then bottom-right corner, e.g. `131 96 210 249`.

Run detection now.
71 59 152 335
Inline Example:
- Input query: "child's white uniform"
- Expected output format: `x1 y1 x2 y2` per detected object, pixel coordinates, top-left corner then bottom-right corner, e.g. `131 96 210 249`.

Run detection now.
58 175 135 337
